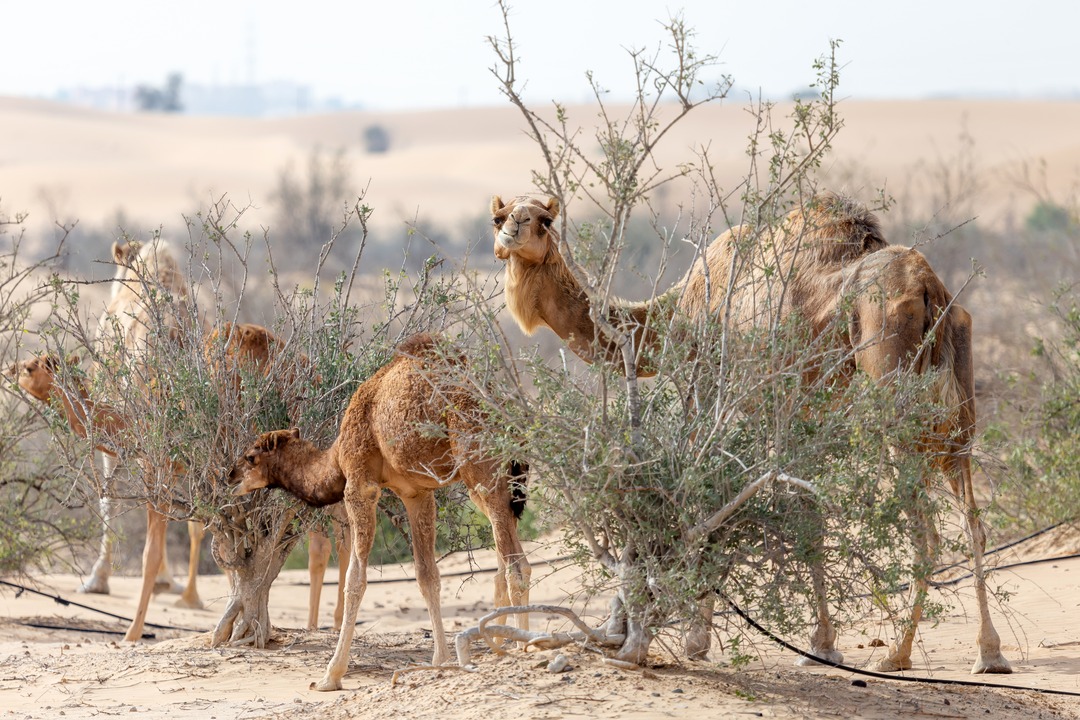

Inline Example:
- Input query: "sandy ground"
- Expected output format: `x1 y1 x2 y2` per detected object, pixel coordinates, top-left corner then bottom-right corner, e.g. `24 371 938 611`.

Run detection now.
4 530 1080 720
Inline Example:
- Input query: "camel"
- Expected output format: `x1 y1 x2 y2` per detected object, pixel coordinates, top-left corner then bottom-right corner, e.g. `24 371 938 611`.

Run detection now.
6 352 204 611
228 332 532 691
491 193 1011 675
9 322 351 632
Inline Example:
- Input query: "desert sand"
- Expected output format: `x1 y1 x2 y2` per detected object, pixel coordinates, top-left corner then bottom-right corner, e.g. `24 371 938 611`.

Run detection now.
4 528 1080 719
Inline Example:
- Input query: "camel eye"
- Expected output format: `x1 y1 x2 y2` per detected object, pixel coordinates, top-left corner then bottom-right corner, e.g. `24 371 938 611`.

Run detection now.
541 217 553 228
493 217 505 227
245 453 256 466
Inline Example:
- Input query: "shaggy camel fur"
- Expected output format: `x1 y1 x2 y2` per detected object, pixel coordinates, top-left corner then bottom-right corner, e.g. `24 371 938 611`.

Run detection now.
229 333 531 691
491 194 1011 675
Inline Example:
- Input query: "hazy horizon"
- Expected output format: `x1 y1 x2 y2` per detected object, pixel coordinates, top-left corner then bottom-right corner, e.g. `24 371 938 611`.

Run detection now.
7 1 1080 114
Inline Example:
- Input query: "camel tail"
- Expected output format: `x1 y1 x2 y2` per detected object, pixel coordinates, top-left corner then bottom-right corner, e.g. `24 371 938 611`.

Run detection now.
508 461 529 519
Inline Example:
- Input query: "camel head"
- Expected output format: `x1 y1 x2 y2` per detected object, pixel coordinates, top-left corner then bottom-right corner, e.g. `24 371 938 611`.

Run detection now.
7 353 78 402
491 195 560 263
843 247 955 381
228 427 302 495
112 240 143 267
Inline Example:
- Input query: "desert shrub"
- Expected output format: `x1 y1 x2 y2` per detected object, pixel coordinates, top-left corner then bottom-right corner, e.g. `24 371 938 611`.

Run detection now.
0 211 97 575
993 285 1080 528
1025 200 1074 234
445 5 976 663
31 193 455 644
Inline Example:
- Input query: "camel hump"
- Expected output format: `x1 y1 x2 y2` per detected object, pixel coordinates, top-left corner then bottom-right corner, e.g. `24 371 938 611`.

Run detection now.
395 332 438 358
795 192 888 265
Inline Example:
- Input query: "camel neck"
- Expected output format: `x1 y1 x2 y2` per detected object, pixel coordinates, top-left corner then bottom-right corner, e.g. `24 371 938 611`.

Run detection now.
506 247 663 374
269 440 346 508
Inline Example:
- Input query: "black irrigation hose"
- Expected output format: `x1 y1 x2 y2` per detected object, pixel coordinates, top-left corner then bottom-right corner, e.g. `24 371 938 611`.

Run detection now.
0 578 200 635
930 517 1077 580
312 554 573 586
724 597 1080 698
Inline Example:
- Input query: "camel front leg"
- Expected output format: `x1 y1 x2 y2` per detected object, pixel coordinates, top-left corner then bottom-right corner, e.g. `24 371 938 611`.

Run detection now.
124 506 168 642
401 491 450 665
80 451 118 595
307 530 332 630
175 520 204 609
332 509 350 631
313 484 379 692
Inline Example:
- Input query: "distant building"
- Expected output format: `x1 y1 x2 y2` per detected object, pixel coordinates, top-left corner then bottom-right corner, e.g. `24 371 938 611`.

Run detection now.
55 81 351 117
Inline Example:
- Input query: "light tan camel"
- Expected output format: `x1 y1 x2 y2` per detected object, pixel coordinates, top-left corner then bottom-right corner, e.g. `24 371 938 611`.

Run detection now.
229 332 532 691
491 193 1011 675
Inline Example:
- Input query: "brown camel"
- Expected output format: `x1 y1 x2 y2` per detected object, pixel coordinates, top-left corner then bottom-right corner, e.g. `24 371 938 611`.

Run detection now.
491 193 1011 675
6 353 204 610
10 322 351 632
228 332 532 691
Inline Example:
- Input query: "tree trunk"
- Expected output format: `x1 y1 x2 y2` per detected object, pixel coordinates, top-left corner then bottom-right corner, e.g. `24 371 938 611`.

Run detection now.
208 506 300 649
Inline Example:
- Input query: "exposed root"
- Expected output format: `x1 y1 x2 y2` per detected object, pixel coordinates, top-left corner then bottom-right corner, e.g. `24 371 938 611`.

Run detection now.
390 664 479 687
455 604 626 666
602 658 641 671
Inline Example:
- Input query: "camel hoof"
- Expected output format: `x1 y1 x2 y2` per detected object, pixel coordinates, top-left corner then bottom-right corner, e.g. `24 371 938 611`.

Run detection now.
310 677 342 692
873 657 912 673
78 579 110 595
174 595 204 610
972 656 1012 674
153 579 185 595
795 649 843 667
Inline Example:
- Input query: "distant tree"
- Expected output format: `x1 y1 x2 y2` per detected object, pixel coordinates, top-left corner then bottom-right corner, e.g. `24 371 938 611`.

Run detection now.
1025 200 1074 234
363 124 391 154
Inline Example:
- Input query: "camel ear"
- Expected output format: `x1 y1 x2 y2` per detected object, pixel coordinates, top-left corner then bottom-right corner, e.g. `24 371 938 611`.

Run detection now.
546 197 560 219
491 195 505 215
111 241 126 264
288 427 301 440
67 354 81 367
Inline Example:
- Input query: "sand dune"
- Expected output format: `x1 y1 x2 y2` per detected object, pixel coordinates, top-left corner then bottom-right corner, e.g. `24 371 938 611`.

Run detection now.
3 96 1079 239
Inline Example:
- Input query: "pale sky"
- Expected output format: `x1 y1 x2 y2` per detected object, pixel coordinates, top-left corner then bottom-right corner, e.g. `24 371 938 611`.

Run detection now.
5 0 1079 110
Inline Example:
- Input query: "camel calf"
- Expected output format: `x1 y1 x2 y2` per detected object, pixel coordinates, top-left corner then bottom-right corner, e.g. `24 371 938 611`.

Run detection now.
229 332 531 691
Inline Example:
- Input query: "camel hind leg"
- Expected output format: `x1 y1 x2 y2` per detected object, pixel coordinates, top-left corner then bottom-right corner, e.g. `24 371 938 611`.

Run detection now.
469 477 531 633
313 482 379 692
175 520 204 609
953 454 1010 674
400 490 450 665
307 530 332 630
124 505 168 642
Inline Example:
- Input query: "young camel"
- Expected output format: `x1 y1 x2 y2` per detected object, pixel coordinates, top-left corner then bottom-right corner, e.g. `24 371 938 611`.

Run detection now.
229 332 531 692
491 194 1011 675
